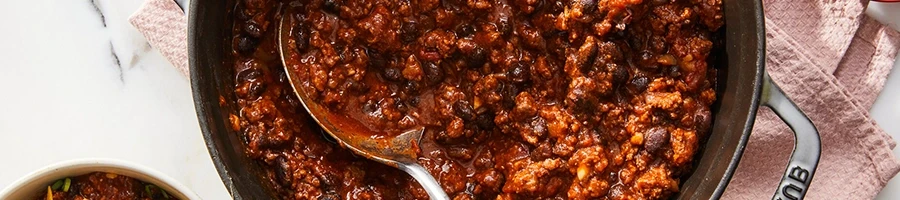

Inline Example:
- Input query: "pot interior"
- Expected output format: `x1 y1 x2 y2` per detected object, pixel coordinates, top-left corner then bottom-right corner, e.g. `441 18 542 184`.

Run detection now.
188 0 765 198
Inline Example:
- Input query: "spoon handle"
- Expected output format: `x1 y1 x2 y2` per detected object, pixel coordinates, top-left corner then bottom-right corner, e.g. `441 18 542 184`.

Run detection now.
399 163 450 200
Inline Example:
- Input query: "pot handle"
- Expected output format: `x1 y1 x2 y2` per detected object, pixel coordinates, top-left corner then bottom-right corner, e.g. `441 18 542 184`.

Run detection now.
761 72 821 200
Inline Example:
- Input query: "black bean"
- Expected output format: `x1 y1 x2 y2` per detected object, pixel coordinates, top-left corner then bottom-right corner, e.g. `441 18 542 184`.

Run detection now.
668 65 681 77
395 97 409 112
401 20 419 44
612 64 628 84
644 127 669 153
467 46 487 68
634 50 650 64
475 112 495 130
236 35 259 55
362 100 377 113
383 67 403 82
508 62 531 83
501 82 519 109
275 69 288 84
423 62 445 86
237 67 263 82
367 49 387 68
579 0 598 12
403 81 421 94
284 92 301 109
628 76 649 93
409 96 420 106
274 156 292 185
294 24 309 51
456 24 475 38
246 81 267 99
454 101 476 121
243 22 263 38
498 23 511 37
694 106 712 130
496 18 511 37
323 0 340 14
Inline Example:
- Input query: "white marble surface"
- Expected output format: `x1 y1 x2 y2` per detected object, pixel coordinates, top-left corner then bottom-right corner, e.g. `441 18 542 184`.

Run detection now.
0 0 229 199
871 2 900 198
867 1 900 199
0 0 896 200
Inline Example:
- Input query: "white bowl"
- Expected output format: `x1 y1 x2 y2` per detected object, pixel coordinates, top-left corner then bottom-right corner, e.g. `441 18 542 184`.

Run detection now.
0 158 201 199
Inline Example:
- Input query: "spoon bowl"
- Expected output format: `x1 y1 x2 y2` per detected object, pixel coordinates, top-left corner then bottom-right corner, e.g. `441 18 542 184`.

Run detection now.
275 7 449 200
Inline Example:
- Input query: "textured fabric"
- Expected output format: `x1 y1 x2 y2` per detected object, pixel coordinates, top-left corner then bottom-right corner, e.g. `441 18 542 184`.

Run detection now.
835 16 900 110
130 0 900 199
129 0 188 78
722 0 900 199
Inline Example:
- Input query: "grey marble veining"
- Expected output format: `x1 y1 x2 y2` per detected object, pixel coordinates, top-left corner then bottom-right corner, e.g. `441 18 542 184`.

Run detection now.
90 0 108 27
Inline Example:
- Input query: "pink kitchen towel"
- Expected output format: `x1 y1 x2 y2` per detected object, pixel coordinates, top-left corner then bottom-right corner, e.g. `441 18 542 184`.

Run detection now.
130 0 900 198
129 0 188 78
722 1 900 199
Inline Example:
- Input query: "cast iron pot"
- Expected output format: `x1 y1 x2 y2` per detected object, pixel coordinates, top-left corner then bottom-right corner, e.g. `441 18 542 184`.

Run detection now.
189 0 821 199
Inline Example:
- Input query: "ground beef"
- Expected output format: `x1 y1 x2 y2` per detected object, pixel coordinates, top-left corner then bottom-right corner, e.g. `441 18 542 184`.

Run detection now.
228 0 723 199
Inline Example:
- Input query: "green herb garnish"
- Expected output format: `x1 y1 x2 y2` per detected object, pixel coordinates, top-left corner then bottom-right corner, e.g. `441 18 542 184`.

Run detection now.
62 178 71 192
50 179 63 191
145 184 156 195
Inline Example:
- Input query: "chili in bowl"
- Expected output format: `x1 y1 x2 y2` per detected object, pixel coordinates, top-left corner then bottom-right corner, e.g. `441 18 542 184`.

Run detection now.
0 159 201 200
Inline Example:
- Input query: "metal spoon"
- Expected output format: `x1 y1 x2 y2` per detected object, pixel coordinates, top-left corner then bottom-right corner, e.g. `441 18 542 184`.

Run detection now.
276 10 450 200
